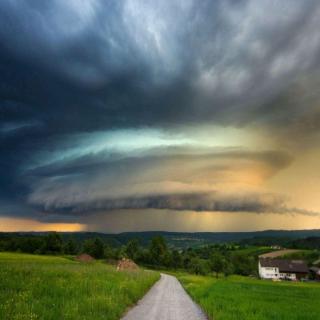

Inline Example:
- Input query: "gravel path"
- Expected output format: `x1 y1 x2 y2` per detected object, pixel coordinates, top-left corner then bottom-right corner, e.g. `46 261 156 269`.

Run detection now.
121 273 207 320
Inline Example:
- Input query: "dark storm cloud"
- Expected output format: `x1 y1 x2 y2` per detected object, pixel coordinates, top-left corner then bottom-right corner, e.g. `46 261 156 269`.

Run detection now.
1 0 320 222
28 192 320 221
23 147 295 220
1 0 320 131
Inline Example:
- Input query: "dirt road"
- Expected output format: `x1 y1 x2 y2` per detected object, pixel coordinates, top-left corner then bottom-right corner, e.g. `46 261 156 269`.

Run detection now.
121 273 207 320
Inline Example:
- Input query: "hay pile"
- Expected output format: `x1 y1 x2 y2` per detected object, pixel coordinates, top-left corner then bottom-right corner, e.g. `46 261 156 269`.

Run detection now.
75 253 94 262
116 258 139 271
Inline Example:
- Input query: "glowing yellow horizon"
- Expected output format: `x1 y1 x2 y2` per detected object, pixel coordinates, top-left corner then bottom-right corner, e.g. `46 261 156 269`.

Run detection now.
0 217 86 232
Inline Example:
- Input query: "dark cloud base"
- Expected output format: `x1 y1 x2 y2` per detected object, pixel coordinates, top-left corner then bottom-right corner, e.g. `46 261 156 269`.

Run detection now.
31 192 319 218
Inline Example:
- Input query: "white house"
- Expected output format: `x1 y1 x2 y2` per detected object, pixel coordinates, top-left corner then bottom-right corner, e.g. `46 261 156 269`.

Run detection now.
259 258 308 281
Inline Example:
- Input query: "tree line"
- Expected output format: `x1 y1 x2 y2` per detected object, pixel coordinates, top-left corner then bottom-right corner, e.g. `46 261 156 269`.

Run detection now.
0 232 261 276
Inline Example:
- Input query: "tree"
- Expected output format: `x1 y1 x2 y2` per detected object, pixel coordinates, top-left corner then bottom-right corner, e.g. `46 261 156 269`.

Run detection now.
149 236 167 266
171 250 182 269
136 248 151 265
83 238 104 259
125 239 140 261
210 252 225 278
231 253 256 276
223 260 234 277
182 249 197 270
104 243 115 260
42 232 63 254
163 251 174 268
189 257 210 275
64 239 78 255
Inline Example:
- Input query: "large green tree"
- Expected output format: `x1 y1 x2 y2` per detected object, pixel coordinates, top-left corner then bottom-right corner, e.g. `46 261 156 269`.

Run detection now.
210 252 226 278
125 239 140 261
41 232 63 254
64 239 78 255
149 236 168 265
83 238 105 259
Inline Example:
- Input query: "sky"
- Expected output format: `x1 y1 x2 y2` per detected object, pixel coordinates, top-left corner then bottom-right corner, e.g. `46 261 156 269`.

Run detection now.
1 0 320 233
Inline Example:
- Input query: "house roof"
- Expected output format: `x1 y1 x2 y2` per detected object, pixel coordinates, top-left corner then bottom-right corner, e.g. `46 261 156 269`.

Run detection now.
259 258 309 273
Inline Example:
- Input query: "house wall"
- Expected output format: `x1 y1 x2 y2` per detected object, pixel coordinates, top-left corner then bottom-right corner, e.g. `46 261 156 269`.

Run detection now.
279 272 296 280
259 262 280 279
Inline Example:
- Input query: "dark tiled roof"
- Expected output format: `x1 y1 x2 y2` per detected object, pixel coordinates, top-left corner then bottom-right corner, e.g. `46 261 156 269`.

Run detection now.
259 258 308 273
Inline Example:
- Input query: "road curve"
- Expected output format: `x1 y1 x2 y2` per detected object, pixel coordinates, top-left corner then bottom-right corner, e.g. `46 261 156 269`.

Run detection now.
121 273 207 320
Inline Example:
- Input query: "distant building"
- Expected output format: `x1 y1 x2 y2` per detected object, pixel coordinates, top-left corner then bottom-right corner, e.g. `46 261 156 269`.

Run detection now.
270 245 282 250
259 258 308 281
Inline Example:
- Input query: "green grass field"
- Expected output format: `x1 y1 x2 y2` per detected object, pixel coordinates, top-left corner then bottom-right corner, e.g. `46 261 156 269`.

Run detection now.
177 273 320 320
231 246 272 256
0 253 160 320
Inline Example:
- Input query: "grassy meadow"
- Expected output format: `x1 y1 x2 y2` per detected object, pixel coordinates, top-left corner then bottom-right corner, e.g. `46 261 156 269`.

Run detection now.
0 252 160 320
177 273 320 320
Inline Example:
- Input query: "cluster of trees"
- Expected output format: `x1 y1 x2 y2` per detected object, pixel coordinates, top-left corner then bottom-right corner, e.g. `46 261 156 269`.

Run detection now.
95 236 258 276
0 233 260 276
0 233 78 255
0 233 113 258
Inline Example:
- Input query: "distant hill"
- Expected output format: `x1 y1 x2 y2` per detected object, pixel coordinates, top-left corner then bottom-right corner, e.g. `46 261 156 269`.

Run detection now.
1 229 320 249
115 230 320 248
